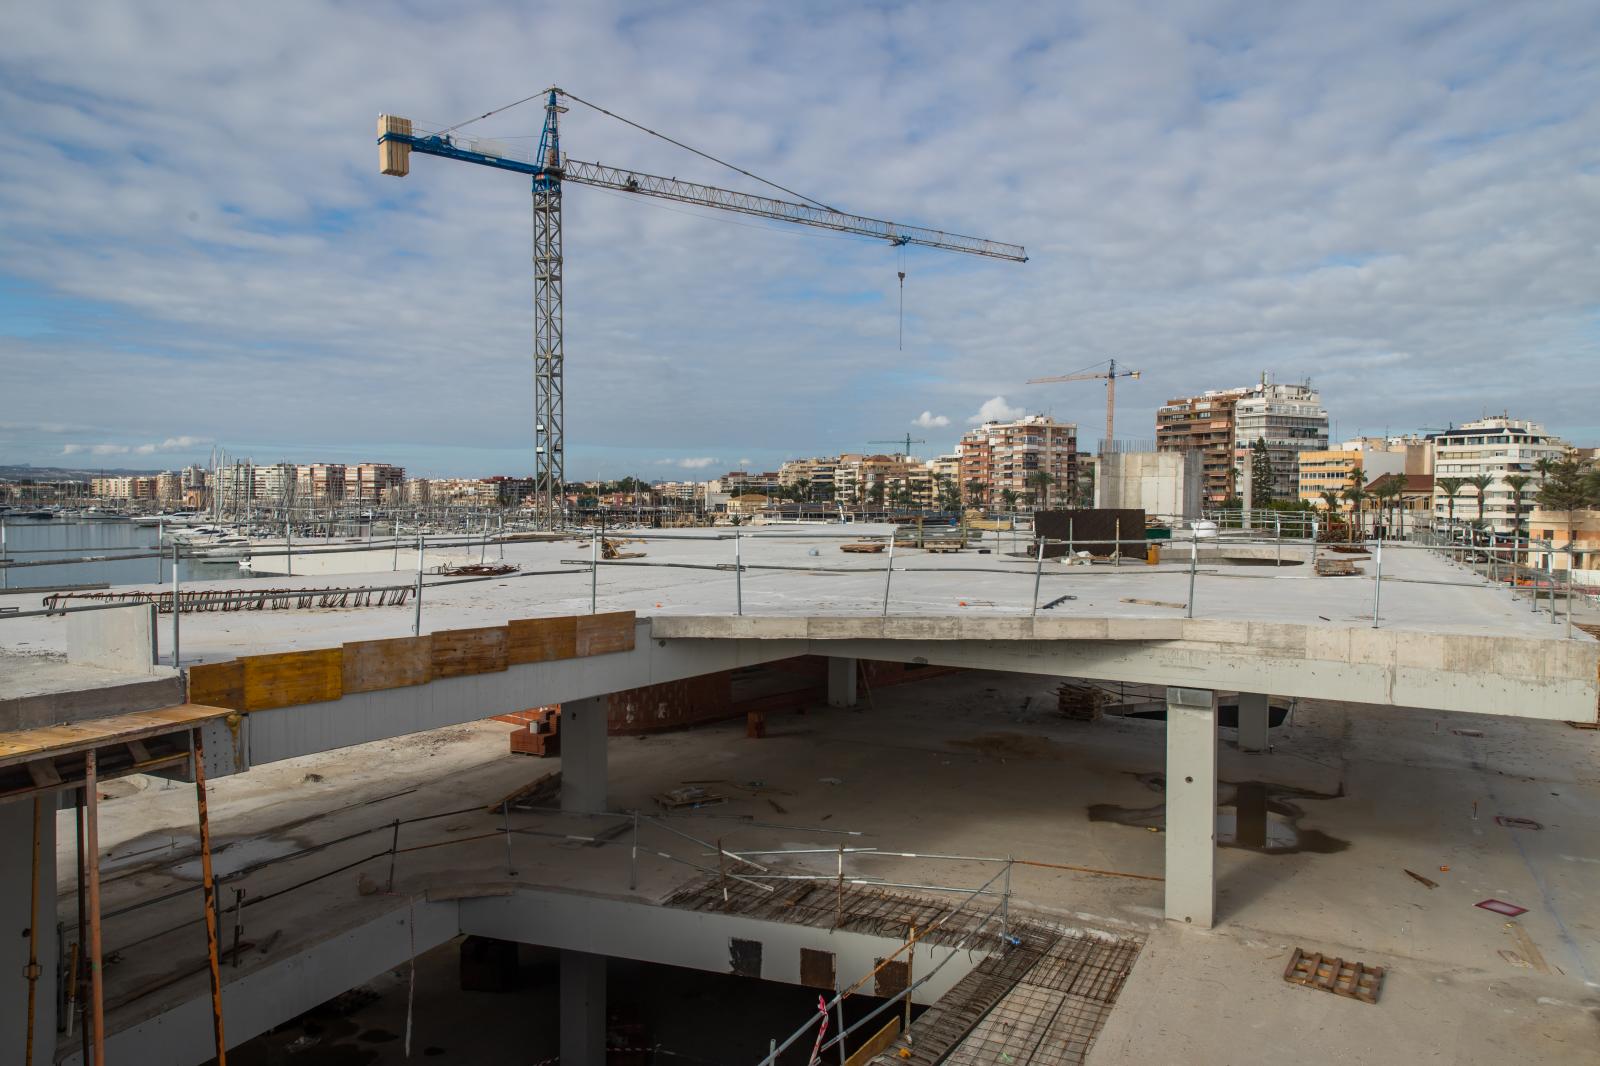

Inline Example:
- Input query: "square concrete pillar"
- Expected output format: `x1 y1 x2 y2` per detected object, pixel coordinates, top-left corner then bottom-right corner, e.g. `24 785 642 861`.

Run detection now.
1236 692 1270 752
561 695 609 814
560 949 606 1065
827 657 858 709
1165 686 1217 928
1 799 57 1065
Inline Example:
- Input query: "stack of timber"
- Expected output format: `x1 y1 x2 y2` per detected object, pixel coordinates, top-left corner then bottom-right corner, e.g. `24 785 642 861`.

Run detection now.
1314 557 1364 577
1056 682 1108 722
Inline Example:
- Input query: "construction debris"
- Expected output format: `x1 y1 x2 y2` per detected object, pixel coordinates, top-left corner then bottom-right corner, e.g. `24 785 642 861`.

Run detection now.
1314 558 1363 577
491 771 561 813
653 786 726 810
439 562 519 577
602 538 646 560
42 585 411 613
841 543 886 553
1120 597 1186 609
1403 869 1438 889
1283 947 1384 1004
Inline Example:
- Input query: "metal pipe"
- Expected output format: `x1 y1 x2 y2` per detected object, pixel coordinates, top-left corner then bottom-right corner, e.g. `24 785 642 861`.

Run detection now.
85 751 105 1066
1186 536 1197 618
629 812 638 891
75 788 88 1065
193 729 227 1063
735 528 743 616
171 541 181 667
412 533 424 636
156 519 163 582
1031 536 1044 617
881 536 895 617
1372 539 1383 628
502 801 517 877
590 533 599 614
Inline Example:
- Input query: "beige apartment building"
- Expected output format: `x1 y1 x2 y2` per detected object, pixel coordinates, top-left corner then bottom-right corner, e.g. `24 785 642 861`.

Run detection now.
1298 437 1428 506
1429 417 1567 533
958 415 1077 510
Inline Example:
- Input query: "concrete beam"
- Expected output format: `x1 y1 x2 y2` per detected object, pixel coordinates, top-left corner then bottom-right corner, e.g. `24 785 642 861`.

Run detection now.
1165 687 1217 928
827 656 858 709
1236 692 1270 752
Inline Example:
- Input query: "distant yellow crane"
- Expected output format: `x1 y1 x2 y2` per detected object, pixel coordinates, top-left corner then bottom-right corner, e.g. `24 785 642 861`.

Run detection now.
1027 358 1142 447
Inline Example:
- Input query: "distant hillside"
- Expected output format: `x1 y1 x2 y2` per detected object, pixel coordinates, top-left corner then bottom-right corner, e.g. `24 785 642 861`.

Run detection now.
0 463 164 481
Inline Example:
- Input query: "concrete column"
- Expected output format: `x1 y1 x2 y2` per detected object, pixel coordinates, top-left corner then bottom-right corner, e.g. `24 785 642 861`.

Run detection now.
2 799 58 1066
1236 692 1270 752
827 656 858 709
561 696 608 813
1165 687 1218 928
560 949 606 1066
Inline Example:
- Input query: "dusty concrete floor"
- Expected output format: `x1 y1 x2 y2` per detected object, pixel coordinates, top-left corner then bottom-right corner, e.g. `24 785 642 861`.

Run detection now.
58 667 1600 1063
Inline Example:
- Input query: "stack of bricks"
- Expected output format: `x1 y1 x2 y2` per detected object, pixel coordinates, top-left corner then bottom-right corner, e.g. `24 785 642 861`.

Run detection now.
501 705 562 756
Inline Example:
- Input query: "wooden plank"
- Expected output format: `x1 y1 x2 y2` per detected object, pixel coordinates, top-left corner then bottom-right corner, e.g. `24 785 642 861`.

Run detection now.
0 704 229 768
845 1017 900 1066
241 648 343 712
342 635 433 694
431 626 508 679
575 611 636 657
506 616 577 664
187 660 244 711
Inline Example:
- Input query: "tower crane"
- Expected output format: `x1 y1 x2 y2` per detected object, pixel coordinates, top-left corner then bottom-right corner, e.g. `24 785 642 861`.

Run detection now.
868 434 926 458
1026 359 1141 450
378 88 1027 526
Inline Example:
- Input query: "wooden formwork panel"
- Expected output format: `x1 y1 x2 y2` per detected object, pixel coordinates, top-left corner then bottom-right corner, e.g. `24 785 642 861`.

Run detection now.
507 616 577 664
342 635 433 694
242 648 343 711
187 660 244 711
431 626 508 678
576 611 636 657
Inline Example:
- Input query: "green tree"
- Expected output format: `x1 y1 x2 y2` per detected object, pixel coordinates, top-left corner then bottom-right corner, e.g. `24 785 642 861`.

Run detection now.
965 478 987 512
1249 438 1276 504
1342 467 1368 542
1436 476 1465 533
1466 474 1493 528
999 487 1018 513
1319 490 1343 537
1027 470 1055 512
1370 477 1403 540
791 478 812 504
1534 456 1600 569
868 481 886 510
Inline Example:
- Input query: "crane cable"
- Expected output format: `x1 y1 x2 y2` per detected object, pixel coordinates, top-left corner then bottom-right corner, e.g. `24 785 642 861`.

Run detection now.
897 244 906 351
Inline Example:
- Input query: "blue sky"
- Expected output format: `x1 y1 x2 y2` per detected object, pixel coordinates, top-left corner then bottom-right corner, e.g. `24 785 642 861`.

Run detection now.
2 2 1597 478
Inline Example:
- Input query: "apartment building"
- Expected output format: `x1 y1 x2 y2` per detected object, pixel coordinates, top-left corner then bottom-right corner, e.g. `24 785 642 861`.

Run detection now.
88 476 159 500
1156 388 1249 504
295 463 347 501
1231 383 1329 500
778 457 837 500
350 463 406 503
1429 417 1568 533
958 415 1078 510
1298 439 1410 506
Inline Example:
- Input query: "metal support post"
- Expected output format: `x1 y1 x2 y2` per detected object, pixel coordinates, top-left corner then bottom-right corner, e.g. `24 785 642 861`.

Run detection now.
1274 515 1281 567
1310 517 1318 568
1372 540 1383 627
1031 537 1044 616
193 729 227 1062
590 532 599 614
735 528 743 616
156 518 163 582
1547 546 1557 623
285 521 293 577
502 800 518 877
171 542 181 667
629 812 639 891
881 536 895 617
1002 858 1012 939
412 533 424 636
1186 536 1197 618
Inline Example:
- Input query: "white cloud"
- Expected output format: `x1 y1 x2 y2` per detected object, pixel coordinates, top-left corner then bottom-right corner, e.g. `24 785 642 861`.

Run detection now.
912 411 950 429
738 458 753 467
676 456 718 470
62 435 209 458
968 397 1026 425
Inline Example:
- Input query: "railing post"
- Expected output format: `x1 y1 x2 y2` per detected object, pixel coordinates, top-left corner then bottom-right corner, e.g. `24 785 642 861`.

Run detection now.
412 533 424 636
285 520 293 577
171 541 181 666
591 531 599 614
1031 537 1044 616
881 535 895 617
1371 539 1383 628
735 528 744 616
156 518 163 582
1186 535 1197 618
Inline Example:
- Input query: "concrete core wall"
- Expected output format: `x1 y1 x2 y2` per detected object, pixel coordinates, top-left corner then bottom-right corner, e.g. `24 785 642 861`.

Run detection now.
1096 451 1202 521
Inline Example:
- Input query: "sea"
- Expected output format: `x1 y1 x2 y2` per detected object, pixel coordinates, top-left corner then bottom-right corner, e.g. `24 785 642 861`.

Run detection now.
0 517 249 594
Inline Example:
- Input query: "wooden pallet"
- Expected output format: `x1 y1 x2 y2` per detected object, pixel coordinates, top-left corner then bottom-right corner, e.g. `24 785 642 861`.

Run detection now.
1314 558 1363 577
1283 947 1383 1004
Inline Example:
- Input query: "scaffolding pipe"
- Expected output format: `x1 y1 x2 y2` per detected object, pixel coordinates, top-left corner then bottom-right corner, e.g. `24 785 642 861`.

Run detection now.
193 729 228 1063
85 751 105 1066
24 798 41 1064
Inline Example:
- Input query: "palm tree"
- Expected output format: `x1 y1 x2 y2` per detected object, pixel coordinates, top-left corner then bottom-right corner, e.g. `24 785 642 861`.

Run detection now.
1370 478 1403 540
999 487 1018 513
1319 489 1343 538
1503 473 1531 576
1466 474 1493 529
1342 480 1369 542
1027 470 1055 512
1436 476 1465 536
966 478 987 512
791 478 812 504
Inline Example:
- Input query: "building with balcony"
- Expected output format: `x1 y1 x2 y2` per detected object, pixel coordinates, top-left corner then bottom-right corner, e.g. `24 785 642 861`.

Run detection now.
958 415 1077 511
1156 388 1249 505
1231 383 1329 501
1428 417 1567 533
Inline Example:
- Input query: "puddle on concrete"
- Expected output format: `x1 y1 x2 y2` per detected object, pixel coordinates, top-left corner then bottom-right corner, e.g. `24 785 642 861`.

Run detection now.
171 835 303 881
1090 777 1348 854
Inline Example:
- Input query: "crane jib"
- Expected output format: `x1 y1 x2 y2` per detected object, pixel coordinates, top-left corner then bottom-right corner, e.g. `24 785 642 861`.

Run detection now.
378 131 1027 262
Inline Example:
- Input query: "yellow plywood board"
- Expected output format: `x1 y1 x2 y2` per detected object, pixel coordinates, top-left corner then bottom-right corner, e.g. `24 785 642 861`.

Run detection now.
0 704 229 769
187 660 244 711
431 626 509 679
507 616 578 664
242 648 344 711
342 635 433 694
844 1017 901 1066
576 612 636 657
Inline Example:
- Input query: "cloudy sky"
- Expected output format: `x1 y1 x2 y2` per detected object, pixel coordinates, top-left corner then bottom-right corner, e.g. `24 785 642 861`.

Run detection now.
3 2 1597 479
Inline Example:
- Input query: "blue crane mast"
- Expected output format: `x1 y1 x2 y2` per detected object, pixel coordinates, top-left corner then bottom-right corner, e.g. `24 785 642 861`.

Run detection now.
378 88 1026 526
